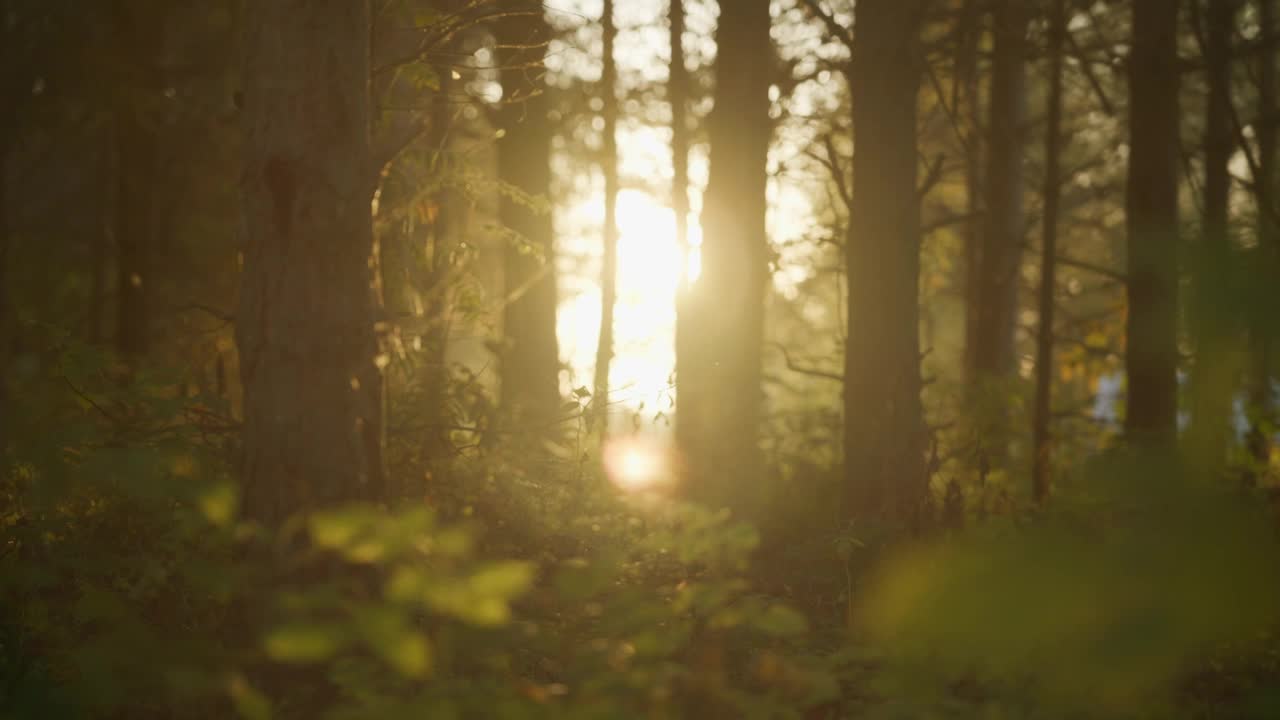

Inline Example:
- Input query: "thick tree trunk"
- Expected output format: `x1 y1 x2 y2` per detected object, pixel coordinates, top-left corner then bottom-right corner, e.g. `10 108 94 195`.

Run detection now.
1188 0 1242 472
679 0 771 509
1124 0 1182 445
113 108 156 358
1033 0 1067 505
238 0 384 526
497 5 560 433
844 0 928 524
1248 0 1279 482
0 132 9 458
593 0 619 438
970 0 1028 383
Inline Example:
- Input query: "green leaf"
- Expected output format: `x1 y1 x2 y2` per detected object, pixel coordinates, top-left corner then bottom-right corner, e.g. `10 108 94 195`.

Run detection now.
468 561 535 598
262 623 348 663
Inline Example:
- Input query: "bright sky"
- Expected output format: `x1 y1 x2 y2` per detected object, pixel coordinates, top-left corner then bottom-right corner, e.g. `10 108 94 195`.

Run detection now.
545 0 821 437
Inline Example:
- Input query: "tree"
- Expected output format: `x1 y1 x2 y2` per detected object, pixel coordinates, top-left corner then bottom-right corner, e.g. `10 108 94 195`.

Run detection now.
968 0 1028 386
671 0 693 462
593 0 619 438
844 0 929 523
1247 0 1278 482
1188 0 1243 472
679 0 772 509
1033 0 1067 504
496 3 560 433
111 3 165 358
238 0 385 525
1124 0 1181 445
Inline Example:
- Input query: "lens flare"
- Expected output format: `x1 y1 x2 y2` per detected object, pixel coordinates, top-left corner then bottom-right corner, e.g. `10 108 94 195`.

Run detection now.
603 438 668 491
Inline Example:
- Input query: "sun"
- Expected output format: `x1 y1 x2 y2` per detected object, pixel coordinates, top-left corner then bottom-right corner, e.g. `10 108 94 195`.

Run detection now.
557 189 701 423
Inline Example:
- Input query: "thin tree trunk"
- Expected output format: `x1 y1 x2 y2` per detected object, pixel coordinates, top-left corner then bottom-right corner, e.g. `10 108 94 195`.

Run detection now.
670 0 693 457
593 0 619 439
497 4 560 432
1189 0 1242 473
1033 0 1067 505
1124 0 1182 445
1248 0 1278 482
238 0 384 525
844 0 928 525
680 0 771 510
960 0 984 387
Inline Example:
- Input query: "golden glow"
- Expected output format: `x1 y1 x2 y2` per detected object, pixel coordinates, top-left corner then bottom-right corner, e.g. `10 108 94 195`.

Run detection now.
603 437 668 491
558 189 700 421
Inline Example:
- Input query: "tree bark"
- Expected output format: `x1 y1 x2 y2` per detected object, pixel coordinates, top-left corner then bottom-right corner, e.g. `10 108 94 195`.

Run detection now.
1247 0 1279 482
1188 0 1242 473
679 0 771 510
1033 0 1067 505
844 0 928 524
970 0 1028 383
593 0 619 439
496 4 560 433
114 107 157 358
1124 0 1182 445
238 0 385 525
110 4 164 360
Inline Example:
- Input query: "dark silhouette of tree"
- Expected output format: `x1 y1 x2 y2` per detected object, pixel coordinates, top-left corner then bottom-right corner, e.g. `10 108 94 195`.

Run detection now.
671 0 693 465
1124 0 1181 445
1247 0 1278 483
238 0 385 525
844 0 929 524
110 3 165 359
593 0 619 438
1188 0 1243 473
496 3 560 433
1033 0 1067 505
679 0 772 508
969 0 1028 385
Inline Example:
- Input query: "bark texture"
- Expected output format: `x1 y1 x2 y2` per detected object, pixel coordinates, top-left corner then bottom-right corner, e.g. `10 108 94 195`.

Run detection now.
679 0 772 509
844 0 928 524
238 0 385 525
1124 0 1182 445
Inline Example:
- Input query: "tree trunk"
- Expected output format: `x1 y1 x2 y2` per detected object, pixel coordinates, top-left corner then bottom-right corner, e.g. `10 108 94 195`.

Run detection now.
1247 0 1279 483
844 0 928 525
238 0 384 526
0 131 9 458
1032 0 1067 505
959 0 984 387
679 0 771 510
113 107 156 358
970 0 1028 383
1124 0 1182 445
497 5 560 433
670 0 693 460
1188 0 1242 473
593 0 619 439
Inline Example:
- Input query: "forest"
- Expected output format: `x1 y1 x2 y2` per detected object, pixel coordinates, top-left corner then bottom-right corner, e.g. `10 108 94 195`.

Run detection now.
5 0 1280 716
